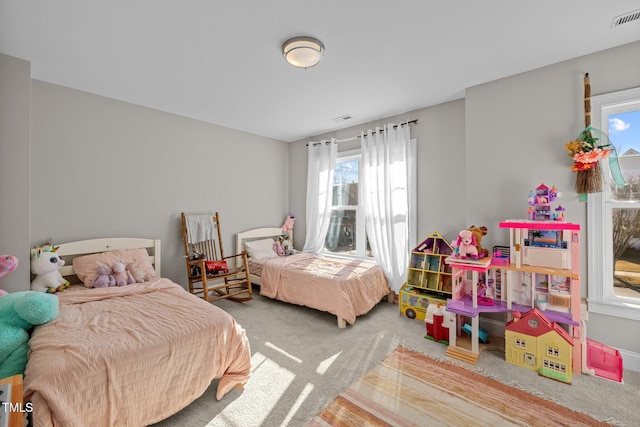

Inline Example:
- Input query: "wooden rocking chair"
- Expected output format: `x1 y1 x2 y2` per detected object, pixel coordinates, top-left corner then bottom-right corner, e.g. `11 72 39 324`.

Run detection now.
181 212 252 303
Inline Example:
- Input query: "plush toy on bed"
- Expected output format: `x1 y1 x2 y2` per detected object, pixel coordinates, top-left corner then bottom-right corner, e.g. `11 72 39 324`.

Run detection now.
0 287 59 377
112 262 131 287
92 264 116 288
281 215 295 234
30 245 70 293
126 262 145 283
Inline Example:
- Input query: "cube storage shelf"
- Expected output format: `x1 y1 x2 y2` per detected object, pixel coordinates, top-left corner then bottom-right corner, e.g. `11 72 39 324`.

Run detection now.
406 231 454 295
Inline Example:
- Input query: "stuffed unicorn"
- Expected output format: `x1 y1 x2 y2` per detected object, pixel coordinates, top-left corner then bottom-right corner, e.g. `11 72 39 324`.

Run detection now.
30 245 70 293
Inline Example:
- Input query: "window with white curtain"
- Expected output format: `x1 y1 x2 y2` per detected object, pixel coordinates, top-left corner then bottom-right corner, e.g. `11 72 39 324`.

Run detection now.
587 86 640 321
323 149 372 258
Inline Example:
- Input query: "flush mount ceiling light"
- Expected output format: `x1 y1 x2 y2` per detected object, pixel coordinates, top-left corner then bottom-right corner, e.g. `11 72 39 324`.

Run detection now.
282 36 325 69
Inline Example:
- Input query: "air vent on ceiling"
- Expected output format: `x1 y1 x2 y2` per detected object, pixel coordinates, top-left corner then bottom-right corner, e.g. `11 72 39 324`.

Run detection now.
611 9 640 28
332 114 353 123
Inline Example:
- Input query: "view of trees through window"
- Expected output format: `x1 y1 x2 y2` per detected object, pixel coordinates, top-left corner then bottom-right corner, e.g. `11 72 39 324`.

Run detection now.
324 157 372 257
609 109 640 299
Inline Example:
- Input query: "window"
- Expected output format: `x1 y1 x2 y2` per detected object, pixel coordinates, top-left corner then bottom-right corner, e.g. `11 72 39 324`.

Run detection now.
588 87 640 321
324 150 372 258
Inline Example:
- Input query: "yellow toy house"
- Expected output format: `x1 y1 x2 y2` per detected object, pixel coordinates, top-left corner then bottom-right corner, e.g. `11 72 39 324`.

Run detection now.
505 308 574 384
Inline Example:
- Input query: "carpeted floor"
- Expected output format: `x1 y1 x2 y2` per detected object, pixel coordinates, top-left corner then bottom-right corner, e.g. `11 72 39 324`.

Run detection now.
152 288 640 427
308 346 609 426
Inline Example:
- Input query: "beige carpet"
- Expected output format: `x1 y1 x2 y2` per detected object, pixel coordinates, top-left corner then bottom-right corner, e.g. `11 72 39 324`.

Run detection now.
308 346 609 427
152 292 640 426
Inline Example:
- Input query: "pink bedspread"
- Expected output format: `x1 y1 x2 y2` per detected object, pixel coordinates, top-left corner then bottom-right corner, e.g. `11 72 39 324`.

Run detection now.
260 253 390 325
24 279 251 427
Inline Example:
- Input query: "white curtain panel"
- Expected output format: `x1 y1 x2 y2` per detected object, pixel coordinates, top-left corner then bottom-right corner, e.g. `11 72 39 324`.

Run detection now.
303 139 338 253
361 124 416 292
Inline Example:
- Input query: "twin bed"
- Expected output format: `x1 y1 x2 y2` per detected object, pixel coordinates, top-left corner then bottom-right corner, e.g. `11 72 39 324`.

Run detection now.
24 229 391 426
237 227 393 329
24 238 251 427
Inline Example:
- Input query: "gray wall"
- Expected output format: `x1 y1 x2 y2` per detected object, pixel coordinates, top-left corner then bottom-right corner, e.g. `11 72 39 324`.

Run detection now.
289 41 640 367
2 40 639 367
0 57 290 288
0 54 31 292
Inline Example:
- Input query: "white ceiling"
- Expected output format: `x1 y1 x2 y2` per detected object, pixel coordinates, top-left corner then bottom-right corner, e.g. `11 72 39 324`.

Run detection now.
1 1 639 142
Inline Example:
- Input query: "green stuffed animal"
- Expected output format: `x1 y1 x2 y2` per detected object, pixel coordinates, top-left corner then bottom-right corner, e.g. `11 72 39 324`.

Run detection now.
0 290 59 378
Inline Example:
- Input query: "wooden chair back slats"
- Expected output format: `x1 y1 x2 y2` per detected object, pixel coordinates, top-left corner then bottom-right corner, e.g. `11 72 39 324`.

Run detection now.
181 212 252 303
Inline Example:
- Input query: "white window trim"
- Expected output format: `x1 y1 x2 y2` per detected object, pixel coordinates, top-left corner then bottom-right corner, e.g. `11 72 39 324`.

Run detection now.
587 86 640 321
324 148 370 259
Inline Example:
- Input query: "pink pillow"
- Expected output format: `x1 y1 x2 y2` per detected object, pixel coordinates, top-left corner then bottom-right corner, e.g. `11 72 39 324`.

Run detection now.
73 248 158 288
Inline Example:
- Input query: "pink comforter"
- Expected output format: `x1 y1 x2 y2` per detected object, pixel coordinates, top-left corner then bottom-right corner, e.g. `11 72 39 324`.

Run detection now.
24 279 251 427
260 253 390 325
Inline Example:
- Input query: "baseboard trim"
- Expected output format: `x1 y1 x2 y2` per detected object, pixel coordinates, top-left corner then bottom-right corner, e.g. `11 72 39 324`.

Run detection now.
620 349 640 373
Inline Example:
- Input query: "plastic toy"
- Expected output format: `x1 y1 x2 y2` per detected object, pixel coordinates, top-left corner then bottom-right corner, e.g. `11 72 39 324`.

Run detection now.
505 308 573 384
30 245 70 293
528 183 564 221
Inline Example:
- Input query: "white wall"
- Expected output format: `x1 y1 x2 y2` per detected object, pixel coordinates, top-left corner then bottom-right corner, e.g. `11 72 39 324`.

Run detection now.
26 80 290 286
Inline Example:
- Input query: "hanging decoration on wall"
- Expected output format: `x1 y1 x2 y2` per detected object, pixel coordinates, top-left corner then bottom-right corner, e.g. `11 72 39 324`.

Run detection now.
565 73 626 199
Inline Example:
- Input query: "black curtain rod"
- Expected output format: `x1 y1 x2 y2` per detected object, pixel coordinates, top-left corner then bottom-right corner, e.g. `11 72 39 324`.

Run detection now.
307 119 418 146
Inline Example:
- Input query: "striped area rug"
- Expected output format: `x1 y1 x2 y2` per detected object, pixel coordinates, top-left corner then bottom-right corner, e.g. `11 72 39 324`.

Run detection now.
307 346 608 427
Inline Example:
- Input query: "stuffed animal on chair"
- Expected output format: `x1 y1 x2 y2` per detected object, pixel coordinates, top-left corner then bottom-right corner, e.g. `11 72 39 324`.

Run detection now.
30 245 70 293
0 267 58 377
452 229 478 259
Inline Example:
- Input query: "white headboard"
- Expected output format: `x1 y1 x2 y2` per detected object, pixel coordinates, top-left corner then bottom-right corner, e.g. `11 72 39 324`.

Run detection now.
236 227 290 255
49 238 161 284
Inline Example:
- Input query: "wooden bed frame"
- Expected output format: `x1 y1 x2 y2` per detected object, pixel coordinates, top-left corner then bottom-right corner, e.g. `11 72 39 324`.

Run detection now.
55 237 162 282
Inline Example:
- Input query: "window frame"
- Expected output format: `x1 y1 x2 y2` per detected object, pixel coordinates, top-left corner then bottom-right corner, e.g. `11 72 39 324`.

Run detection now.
323 148 370 259
587 86 640 321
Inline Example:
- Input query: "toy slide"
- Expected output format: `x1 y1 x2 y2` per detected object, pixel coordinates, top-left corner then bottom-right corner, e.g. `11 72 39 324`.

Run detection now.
461 323 488 344
586 338 623 383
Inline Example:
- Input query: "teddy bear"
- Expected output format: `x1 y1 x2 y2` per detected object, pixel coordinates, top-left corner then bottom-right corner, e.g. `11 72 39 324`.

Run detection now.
467 225 489 257
1 254 19 280
126 262 145 283
0 290 59 378
30 245 70 293
112 262 130 287
92 264 115 288
452 229 478 259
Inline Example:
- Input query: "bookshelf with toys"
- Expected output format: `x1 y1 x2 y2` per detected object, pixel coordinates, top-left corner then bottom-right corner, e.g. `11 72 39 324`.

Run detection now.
400 231 453 321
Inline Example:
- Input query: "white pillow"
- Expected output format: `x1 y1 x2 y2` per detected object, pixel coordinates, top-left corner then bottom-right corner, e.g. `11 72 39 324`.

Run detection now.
244 238 278 260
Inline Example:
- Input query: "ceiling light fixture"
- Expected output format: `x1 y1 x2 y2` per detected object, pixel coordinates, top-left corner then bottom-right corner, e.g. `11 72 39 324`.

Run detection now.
282 36 325 69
